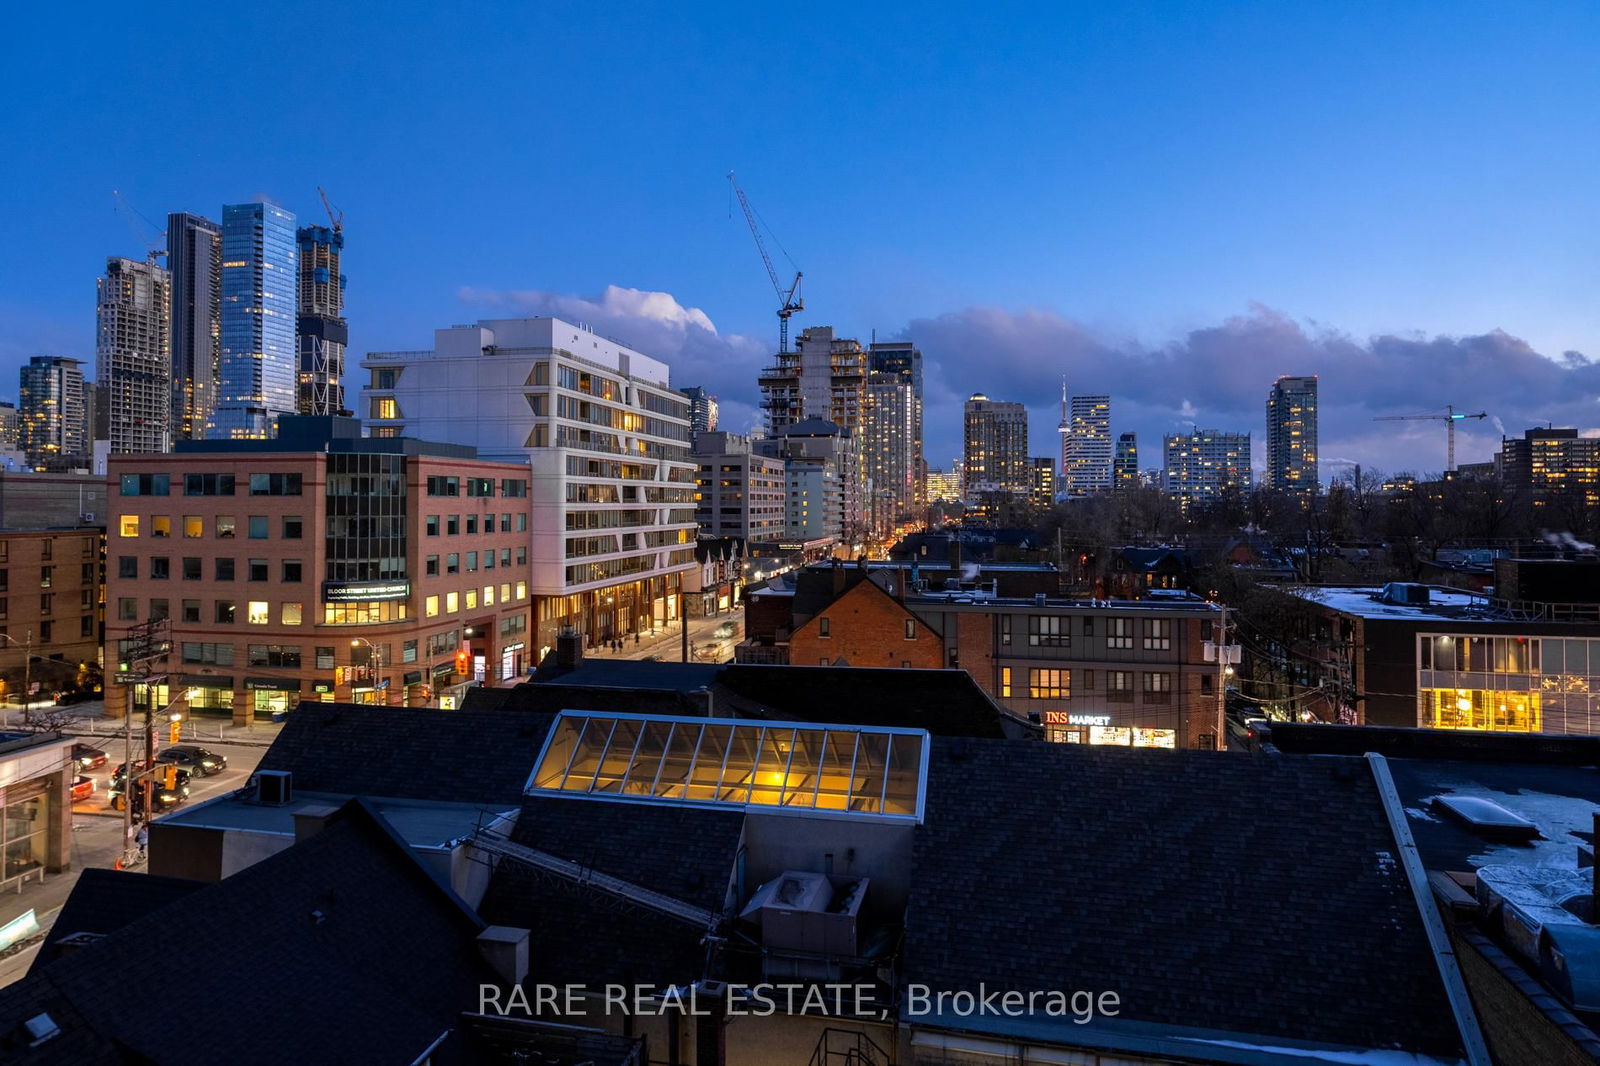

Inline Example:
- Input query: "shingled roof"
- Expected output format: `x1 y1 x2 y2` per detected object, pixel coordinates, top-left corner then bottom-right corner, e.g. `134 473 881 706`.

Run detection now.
257 702 554 804
501 659 1021 738
0 800 494 1065
477 797 743 987
28 869 205 975
903 740 1467 1059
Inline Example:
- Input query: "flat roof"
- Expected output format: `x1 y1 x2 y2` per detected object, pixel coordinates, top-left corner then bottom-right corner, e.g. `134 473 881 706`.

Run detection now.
528 710 928 823
1279 585 1501 621
156 790 517 848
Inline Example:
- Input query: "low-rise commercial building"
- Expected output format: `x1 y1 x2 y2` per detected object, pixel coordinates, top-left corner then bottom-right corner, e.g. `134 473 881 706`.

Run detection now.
104 416 533 723
0 731 75 893
750 561 1223 749
1273 566 1600 735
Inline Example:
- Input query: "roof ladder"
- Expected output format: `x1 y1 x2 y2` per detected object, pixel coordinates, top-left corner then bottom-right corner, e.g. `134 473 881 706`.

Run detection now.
471 827 719 931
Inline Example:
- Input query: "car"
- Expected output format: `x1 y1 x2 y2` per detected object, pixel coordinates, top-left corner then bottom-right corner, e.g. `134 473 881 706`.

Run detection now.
156 745 227 776
111 762 192 799
106 777 183 814
71 775 94 803
71 743 107 771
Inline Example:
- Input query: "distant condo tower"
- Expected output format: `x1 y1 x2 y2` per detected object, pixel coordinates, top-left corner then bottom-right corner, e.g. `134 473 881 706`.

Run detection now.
211 201 297 439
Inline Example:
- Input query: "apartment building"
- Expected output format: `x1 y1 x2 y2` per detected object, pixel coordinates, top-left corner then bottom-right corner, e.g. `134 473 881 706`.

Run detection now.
104 416 532 723
1062 393 1112 496
692 432 785 545
1163 428 1252 507
19 356 88 471
96 256 172 455
362 317 697 652
963 393 1029 497
1264 375 1318 495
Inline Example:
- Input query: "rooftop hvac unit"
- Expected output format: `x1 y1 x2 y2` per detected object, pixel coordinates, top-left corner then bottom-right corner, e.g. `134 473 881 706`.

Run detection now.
255 770 293 807
739 870 868 980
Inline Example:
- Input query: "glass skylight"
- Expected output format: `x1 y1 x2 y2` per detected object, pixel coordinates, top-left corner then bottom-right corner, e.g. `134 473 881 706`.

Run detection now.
528 711 928 822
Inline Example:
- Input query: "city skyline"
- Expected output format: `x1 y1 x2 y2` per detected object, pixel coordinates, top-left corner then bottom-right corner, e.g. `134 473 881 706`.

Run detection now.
4 5 1599 474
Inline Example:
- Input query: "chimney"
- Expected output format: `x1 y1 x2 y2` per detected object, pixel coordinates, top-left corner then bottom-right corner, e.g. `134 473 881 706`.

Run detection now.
293 803 341 843
948 538 961 570
692 685 716 718
555 626 583 670
896 567 909 601
831 559 846 596
477 926 530 987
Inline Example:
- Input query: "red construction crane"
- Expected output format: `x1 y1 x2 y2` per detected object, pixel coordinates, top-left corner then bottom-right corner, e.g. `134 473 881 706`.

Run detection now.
1372 405 1487 473
727 171 803 353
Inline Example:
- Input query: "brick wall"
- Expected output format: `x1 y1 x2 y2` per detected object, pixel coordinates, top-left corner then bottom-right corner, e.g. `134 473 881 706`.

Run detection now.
788 580 942 669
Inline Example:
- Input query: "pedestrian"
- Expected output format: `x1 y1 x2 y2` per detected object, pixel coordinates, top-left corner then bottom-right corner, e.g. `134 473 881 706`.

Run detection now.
634 632 640 645
135 823 148 862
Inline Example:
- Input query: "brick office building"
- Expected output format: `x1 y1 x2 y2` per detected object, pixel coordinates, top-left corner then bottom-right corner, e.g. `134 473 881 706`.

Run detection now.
0 527 103 705
105 417 534 723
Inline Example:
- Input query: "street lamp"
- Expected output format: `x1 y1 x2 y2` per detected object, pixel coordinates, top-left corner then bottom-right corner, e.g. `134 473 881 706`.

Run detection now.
0 630 34 722
350 638 384 705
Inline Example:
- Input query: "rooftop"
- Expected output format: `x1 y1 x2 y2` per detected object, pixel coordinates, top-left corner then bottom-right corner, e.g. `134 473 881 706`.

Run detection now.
528 710 928 823
158 789 517 849
1279 583 1501 621
171 414 483 460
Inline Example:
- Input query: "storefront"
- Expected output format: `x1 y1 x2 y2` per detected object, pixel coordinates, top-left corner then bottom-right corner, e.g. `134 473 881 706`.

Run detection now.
0 732 73 893
1042 711 1178 749
178 676 236 719
245 677 301 719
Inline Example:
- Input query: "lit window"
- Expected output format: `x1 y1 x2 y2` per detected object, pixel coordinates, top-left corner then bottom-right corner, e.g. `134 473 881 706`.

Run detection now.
515 582 527 600
446 592 459 613
1000 666 1012 697
151 516 172 538
282 602 303 625
1028 668 1069 699
425 595 439 618
484 585 495 607
119 515 139 538
372 397 398 420
466 590 478 610
183 516 203 538
247 601 270 624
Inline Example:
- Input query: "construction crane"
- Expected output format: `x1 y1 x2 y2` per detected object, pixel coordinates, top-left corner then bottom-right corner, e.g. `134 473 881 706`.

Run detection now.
727 171 803 353
112 190 166 265
317 186 344 235
1372 405 1487 473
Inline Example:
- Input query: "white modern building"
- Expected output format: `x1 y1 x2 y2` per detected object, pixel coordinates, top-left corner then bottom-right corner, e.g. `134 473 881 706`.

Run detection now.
1063 393 1112 497
362 317 697 653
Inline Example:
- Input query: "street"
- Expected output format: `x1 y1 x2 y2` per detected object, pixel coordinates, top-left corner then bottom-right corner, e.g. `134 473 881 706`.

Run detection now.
0 731 270 988
579 607 746 664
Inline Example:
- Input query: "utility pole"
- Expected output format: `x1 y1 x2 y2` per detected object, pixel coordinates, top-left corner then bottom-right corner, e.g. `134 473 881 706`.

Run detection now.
1203 606 1238 752
1215 606 1228 751
681 590 690 663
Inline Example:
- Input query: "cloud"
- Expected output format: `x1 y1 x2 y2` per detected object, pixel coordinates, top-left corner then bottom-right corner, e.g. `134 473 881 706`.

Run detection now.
456 284 767 395
901 304 1600 475
446 284 1600 477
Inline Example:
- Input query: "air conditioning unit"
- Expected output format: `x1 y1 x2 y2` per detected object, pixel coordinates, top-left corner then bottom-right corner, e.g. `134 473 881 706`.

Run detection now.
255 770 293 806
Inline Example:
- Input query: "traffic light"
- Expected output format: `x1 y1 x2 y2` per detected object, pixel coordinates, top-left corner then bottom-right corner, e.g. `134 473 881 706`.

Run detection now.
454 648 470 676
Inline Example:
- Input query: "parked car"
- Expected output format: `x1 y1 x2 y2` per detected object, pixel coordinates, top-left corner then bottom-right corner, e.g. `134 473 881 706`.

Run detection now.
111 762 192 798
71 775 94 803
72 744 107 771
156 745 227 776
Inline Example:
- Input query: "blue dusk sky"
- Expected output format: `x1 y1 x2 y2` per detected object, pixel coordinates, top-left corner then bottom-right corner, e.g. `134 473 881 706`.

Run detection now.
4 1 1599 474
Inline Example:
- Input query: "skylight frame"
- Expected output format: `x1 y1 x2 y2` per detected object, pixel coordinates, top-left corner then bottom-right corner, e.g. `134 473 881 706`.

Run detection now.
525 710 930 824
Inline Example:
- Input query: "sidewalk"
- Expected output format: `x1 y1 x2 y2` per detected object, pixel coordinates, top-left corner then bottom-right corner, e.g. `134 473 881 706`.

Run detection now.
579 608 746 664
1 702 286 749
